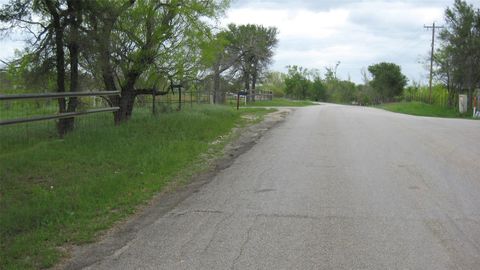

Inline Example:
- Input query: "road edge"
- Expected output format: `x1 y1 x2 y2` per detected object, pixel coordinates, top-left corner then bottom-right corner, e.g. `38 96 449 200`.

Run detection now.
58 108 293 270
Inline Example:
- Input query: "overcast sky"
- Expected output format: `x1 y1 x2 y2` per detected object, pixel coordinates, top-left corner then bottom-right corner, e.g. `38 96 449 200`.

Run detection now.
0 0 454 84
223 0 454 84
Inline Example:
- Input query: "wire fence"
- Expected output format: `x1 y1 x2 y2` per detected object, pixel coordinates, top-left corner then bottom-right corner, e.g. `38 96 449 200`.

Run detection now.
136 89 273 112
0 92 118 150
0 88 217 148
225 91 274 107
136 89 214 114
0 88 273 149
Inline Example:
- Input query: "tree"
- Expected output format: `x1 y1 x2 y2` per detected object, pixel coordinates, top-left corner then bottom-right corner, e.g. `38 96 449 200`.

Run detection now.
201 29 243 104
309 72 326 101
285 65 310 100
433 47 456 106
368 62 407 102
227 24 278 101
329 80 356 103
355 67 374 105
1 0 86 134
2 51 56 92
323 61 342 102
437 0 480 109
84 0 228 123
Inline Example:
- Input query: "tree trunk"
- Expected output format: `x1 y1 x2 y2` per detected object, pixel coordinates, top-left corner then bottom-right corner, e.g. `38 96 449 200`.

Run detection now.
251 68 257 102
114 90 136 124
244 73 251 102
86 4 128 123
97 25 120 110
64 0 82 132
45 0 67 136
213 65 222 104
115 72 140 124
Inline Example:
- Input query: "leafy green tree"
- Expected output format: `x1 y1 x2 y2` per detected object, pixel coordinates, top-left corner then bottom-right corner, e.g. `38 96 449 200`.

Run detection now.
86 0 228 123
227 24 278 101
368 62 407 102
200 29 243 104
433 48 456 106
309 75 326 101
323 62 343 102
285 65 310 100
355 84 372 105
437 0 480 109
355 67 374 105
2 51 55 93
330 80 356 103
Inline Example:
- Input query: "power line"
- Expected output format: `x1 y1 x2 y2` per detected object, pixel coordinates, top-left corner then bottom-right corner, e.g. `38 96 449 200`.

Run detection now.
424 22 444 102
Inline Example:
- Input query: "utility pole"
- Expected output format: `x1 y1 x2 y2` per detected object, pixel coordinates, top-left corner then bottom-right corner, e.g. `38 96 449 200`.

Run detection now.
424 22 444 103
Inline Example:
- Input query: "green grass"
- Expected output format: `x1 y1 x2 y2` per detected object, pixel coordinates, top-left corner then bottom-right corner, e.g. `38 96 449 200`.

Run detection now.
238 98 316 107
0 105 272 269
1 100 58 120
378 101 471 118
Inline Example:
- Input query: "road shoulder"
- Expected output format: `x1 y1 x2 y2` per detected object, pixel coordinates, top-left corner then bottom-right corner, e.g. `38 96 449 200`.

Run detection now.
58 108 292 270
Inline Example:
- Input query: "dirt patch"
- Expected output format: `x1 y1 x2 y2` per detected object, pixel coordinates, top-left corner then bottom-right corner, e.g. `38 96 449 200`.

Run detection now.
57 108 292 270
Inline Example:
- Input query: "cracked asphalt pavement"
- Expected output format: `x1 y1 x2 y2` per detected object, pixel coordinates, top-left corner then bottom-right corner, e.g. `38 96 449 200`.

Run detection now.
74 104 480 269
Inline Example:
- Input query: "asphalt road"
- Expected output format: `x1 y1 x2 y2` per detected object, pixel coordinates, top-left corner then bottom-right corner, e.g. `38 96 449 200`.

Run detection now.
85 104 480 269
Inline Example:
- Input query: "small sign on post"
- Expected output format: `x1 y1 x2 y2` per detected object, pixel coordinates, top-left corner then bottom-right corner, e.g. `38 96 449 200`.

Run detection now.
237 91 248 110
459 94 467 114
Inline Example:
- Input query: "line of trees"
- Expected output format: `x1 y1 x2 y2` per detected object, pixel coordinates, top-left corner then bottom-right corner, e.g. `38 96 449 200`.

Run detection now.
0 0 278 134
281 62 407 105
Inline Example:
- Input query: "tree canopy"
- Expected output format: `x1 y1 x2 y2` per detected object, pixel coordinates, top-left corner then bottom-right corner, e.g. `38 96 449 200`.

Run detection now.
435 0 480 107
226 24 278 100
368 62 407 101
284 66 329 102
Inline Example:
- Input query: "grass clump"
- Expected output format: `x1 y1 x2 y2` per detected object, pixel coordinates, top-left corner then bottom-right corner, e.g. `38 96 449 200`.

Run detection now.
378 101 469 118
0 105 272 269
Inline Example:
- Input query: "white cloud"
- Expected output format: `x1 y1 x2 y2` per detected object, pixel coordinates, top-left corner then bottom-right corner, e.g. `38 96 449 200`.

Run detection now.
224 8 350 39
0 36 25 63
223 0 448 84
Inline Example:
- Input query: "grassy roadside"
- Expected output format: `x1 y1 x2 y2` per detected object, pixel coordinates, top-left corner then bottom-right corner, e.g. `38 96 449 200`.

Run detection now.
240 98 316 107
378 101 472 119
0 105 273 269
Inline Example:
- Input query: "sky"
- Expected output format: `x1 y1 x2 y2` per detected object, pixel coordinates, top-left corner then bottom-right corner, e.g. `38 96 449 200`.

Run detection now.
0 0 454 84
222 0 454 84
